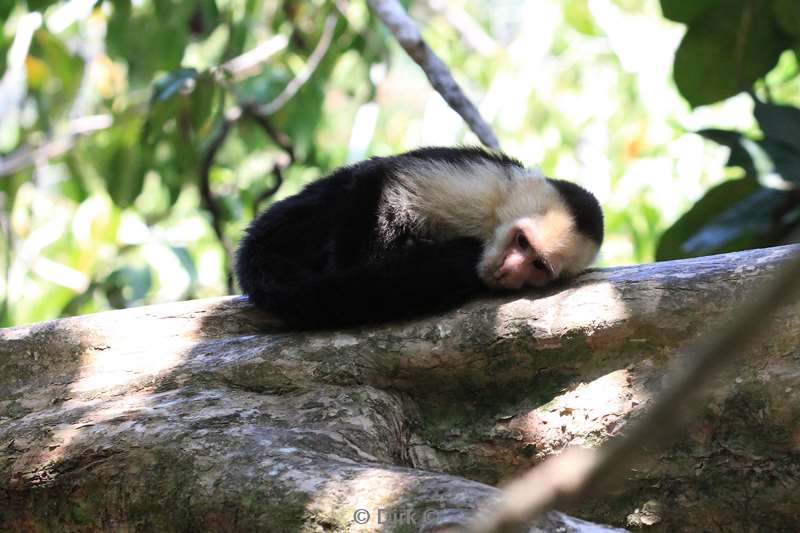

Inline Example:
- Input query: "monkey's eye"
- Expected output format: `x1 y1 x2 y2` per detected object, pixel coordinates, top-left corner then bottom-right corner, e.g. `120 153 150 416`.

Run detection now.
515 232 530 251
532 258 547 272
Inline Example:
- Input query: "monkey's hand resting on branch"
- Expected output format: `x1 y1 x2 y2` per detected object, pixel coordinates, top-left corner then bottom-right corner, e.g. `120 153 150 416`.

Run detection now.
235 147 604 328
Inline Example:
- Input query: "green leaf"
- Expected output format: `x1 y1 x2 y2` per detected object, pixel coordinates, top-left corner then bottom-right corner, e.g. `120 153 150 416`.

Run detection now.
161 168 185 206
170 246 197 284
656 178 760 260
143 69 199 146
754 100 800 153
270 36 344 161
681 187 789 256
673 1 789 107
186 0 221 37
190 74 221 135
774 0 800 36
107 0 187 84
89 113 148 208
60 157 91 203
0 2 15 21
0 169 29 212
142 99 180 146
564 0 600 36
106 146 146 208
227 0 260 56
759 139 800 183
17 285 75 325
697 129 757 177
659 0 721 24
105 265 152 308
29 29 84 116
170 127 200 176
151 68 199 103
26 0 61 11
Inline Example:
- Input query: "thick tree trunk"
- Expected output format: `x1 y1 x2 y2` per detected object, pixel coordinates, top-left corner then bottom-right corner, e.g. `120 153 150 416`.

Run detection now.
1 245 799 531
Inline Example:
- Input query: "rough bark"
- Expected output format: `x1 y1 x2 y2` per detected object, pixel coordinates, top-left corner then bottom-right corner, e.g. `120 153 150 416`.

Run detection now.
1 245 799 531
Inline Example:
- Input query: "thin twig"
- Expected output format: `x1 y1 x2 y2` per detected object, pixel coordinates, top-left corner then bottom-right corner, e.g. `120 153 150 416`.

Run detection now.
468 244 800 532
0 115 113 177
0 28 290 178
254 165 285 213
367 0 500 150
253 15 338 116
242 103 296 160
220 34 289 81
197 16 324 290
199 108 241 294
241 105 294 211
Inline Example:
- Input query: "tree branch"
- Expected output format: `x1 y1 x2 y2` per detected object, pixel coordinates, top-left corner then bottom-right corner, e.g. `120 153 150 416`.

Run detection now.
251 15 338 116
0 114 113 177
241 104 295 211
219 35 289 81
242 103 296 159
198 14 336 246
0 27 290 178
198 108 242 294
2 245 800 530
367 0 500 149
468 242 800 532
197 102 299 287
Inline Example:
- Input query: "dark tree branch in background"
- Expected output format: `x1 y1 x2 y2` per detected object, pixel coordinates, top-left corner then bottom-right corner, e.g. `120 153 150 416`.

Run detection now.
242 104 295 212
242 103 295 159
468 244 800 532
198 14 335 286
243 107 290 210
253 165 284 212
367 0 500 150
199 109 241 294
198 103 299 289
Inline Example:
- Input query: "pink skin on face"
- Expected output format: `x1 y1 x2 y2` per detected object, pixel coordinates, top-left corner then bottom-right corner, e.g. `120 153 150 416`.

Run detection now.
492 222 556 289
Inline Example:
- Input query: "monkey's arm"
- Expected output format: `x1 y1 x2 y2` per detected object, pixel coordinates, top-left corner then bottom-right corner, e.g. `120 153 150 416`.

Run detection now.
251 238 485 328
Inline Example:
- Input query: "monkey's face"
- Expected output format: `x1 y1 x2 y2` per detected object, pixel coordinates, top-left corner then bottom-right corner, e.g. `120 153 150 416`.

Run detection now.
477 212 600 291
478 219 549 289
476 173 601 290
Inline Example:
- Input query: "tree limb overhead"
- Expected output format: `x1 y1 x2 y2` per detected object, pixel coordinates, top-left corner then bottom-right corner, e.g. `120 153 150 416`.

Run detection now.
367 0 500 150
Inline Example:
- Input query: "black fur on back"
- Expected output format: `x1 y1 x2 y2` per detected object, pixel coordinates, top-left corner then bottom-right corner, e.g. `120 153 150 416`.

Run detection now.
235 152 485 328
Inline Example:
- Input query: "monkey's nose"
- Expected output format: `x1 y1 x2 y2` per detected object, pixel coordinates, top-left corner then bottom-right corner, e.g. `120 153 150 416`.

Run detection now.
500 251 527 272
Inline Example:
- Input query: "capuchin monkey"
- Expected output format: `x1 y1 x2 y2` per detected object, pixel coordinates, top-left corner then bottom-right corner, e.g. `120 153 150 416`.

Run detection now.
236 147 603 328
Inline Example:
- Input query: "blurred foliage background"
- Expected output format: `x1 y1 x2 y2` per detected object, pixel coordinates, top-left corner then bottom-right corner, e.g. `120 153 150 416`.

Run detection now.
0 0 799 326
